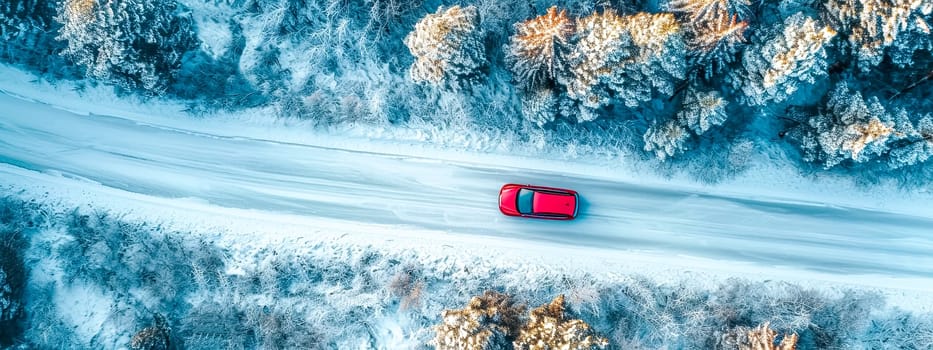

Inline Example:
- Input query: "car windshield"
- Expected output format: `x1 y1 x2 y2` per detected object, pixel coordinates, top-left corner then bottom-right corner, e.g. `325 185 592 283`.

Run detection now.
517 189 535 214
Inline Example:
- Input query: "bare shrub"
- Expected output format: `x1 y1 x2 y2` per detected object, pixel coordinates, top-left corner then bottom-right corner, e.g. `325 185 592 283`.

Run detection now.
58 210 226 310
389 264 425 310
178 301 253 349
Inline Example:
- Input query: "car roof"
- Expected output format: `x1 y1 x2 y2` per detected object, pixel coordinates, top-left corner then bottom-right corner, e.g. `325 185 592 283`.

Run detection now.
532 191 576 216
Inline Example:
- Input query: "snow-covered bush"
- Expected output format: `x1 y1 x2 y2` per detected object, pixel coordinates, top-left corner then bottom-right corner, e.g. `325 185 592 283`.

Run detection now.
433 290 524 350
404 5 487 90
513 294 608 349
560 10 686 119
176 301 255 349
505 6 575 90
388 263 425 310
716 322 798 350
733 13 836 106
822 0 932 69
863 313 933 348
130 315 171 350
56 0 199 94
0 227 26 345
58 210 226 311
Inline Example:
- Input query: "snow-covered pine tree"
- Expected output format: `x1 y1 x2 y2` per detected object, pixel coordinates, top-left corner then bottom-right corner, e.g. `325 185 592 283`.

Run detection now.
0 0 63 69
887 112 933 169
822 0 932 70
520 87 560 126
404 5 486 90
678 88 729 135
643 87 727 160
558 11 686 122
733 13 836 106
685 11 748 79
432 291 523 350
792 83 914 168
666 0 752 23
505 6 575 90
513 295 608 349
644 119 691 160
56 0 198 94
616 13 688 108
666 0 751 80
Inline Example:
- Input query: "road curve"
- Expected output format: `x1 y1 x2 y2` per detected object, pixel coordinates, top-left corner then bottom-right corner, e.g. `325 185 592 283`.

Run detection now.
2 92 933 277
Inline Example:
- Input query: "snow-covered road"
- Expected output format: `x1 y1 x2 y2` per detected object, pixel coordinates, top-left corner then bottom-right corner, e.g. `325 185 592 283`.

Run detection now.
2 92 933 278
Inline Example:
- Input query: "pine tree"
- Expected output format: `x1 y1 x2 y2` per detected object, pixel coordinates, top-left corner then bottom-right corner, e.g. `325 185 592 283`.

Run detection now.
822 0 931 69
558 11 686 121
683 10 749 79
887 112 933 168
505 7 575 90
432 291 524 350
733 13 836 106
513 295 608 350
0 0 64 69
56 0 198 94
667 0 752 23
404 5 486 90
678 88 729 135
644 120 691 160
520 87 560 126
787 83 933 169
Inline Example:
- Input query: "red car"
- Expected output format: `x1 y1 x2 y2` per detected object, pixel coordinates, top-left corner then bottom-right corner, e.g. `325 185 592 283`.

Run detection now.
498 184 579 220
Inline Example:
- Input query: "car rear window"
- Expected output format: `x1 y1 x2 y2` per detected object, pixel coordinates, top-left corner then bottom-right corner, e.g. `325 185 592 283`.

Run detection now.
517 189 534 214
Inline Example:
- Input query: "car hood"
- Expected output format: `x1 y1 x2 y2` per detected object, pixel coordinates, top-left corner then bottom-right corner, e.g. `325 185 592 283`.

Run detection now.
498 186 520 215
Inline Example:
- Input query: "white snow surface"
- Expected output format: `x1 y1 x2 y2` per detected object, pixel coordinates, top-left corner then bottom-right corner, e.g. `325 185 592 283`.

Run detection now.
1 64 933 315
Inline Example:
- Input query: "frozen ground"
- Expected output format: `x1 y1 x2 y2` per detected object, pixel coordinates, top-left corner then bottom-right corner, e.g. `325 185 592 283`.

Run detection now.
2 65 933 347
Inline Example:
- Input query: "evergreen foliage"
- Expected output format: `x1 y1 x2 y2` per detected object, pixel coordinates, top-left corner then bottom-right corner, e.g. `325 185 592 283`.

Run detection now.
561 11 686 116
505 6 574 90
822 0 932 70
733 13 836 106
790 83 933 169
56 0 199 94
0 227 26 346
1 0 932 180
0 0 66 70
404 5 487 90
